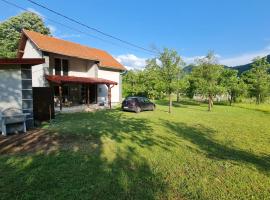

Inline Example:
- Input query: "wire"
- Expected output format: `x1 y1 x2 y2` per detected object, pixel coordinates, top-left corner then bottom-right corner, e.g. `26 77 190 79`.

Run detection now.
26 0 158 55
0 0 156 55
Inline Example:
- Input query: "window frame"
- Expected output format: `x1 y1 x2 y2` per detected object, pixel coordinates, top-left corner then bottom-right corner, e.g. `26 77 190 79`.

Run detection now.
54 58 69 76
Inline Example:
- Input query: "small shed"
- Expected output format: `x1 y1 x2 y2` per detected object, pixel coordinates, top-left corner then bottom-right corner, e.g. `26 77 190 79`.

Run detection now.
0 58 45 130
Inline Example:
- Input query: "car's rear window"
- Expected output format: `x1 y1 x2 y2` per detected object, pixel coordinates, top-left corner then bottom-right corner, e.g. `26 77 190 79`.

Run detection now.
126 97 138 102
126 97 135 100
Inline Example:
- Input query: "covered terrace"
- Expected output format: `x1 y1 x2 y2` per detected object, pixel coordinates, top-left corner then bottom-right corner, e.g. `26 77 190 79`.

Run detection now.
45 75 117 111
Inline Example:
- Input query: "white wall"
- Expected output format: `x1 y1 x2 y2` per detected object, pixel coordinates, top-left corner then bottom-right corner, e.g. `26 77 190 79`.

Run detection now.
97 68 121 103
23 40 46 87
0 67 22 110
49 54 98 78
68 58 87 77
87 62 98 77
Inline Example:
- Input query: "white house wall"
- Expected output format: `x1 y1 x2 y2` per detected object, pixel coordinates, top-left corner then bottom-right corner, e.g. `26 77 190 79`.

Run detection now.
97 68 121 103
0 67 22 110
49 54 99 78
22 39 45 87
87 62 98 77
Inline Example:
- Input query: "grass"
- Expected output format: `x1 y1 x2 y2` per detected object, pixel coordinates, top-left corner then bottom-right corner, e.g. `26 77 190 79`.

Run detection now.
1 101 270 199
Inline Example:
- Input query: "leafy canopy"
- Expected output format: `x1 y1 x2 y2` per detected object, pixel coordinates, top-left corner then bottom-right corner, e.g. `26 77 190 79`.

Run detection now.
220 69 247 104
0 12 50 58
191 52 224 97
158 48 184 94
242 57 270 103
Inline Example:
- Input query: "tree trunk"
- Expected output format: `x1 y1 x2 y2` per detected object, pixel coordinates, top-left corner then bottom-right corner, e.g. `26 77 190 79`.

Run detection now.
208 94 213 111
256 94 260 104
229 92 232 106
177 92 180 102
169 93 172 113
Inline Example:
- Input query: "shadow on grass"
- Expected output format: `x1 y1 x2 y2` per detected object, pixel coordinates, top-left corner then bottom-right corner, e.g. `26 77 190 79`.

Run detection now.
0 109 170 199
47 109 175 150
0 148 167 199
161 120 270 174
155 99 201 107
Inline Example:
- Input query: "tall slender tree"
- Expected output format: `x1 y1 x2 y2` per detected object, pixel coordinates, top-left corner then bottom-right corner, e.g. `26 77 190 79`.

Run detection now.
191 52 224 111
158 48 183 113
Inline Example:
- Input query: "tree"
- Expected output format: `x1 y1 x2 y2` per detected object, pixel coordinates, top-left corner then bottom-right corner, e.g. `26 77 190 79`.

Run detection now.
242 57 270 104
220 69 247 105
122 70 145 97
176 74 189 102
186 75 197 99
143 59 164 99
158 48 183 113
0 12 50 58
191 52 224 111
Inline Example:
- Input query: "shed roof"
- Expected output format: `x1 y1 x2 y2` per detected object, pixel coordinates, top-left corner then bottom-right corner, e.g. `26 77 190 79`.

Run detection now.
46 75 117 85
0 58 45 66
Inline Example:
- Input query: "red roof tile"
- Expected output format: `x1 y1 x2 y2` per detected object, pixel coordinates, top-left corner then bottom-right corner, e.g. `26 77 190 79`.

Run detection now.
20 29 126 71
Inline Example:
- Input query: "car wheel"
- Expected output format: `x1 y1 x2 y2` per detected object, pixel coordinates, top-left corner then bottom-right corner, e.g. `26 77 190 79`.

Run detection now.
135 106 141 113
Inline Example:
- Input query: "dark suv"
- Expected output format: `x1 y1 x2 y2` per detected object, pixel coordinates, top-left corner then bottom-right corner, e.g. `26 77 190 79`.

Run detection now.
122 97 155 113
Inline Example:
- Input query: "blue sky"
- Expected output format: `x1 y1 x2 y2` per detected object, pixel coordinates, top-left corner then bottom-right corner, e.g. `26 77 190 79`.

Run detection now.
1 0 270 69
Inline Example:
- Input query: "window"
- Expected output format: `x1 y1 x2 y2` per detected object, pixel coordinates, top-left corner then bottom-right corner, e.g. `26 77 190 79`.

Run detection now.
55 58 61 75
54 58 69 76
138 97 145 103
62 59 69 76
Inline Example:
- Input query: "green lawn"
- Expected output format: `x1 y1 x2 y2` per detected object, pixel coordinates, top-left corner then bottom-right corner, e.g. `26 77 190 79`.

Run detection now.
1 101 270 199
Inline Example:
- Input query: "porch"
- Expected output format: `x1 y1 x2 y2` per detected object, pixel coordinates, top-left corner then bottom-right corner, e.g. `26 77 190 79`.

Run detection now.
46 75 117 111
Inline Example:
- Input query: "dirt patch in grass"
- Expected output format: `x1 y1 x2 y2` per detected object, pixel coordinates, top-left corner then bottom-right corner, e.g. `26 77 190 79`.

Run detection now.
0 129 99 155
0 129 59 154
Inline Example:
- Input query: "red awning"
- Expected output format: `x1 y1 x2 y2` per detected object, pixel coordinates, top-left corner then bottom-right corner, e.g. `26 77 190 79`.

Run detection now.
0 58 45 65
46 75 117 85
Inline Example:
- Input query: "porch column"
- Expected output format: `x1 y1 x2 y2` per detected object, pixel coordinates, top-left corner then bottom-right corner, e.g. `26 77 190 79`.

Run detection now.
106 84 114 109
108 85 111 109
87 85 90 107
59 85 63 111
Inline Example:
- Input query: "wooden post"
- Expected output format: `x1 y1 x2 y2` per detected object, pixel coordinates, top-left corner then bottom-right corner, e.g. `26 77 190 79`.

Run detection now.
107 84 112 109
49 105 51 123
59 85 63 111
87 85 90 107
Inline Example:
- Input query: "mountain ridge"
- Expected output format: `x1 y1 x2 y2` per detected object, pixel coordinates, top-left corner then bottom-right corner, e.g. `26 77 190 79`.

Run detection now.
183 54 270 74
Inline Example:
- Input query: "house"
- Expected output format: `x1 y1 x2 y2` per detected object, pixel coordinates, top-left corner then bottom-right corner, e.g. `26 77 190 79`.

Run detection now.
17 29 126 113
0 58 45 129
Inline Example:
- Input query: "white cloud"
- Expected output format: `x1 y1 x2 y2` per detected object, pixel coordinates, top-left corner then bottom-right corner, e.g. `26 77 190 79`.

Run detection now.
115 54 147 70
182 46 270 67
115 45 270 70
219 45 270 66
